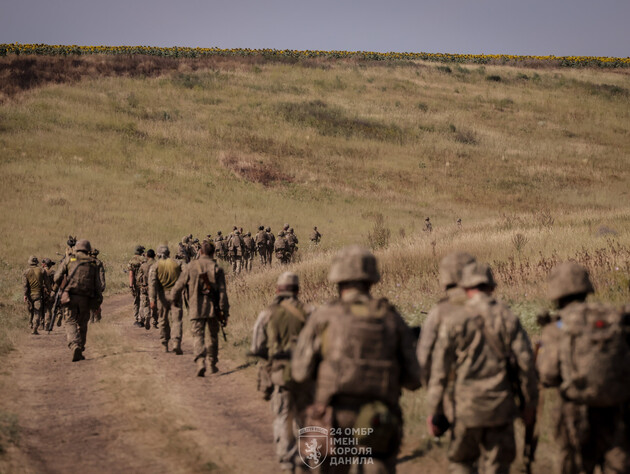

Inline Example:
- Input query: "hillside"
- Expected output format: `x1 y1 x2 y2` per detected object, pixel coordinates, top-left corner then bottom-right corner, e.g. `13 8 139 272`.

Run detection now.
0 53 629 472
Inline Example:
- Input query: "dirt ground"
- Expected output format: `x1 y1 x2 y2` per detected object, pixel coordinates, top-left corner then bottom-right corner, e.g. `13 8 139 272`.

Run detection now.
0 294 547 473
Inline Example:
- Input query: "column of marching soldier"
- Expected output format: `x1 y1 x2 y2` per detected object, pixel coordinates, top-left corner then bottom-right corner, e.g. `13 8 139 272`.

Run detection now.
22 233 630 474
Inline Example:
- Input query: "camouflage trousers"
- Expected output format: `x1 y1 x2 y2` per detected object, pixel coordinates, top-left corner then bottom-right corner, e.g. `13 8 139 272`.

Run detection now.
271 385 299 471
43 296 53 330
232 256 243 274
258 246 267 265
266 247 274 266
557 401 630 474
158 291 182 345
190 317 220 365
139 290 151 325
27 297 43 332
62 295 91 352
447 422 515 474
131 287 140 322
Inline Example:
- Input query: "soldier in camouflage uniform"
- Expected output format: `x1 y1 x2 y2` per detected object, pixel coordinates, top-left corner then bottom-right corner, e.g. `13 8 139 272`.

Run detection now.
137 249 156 330
286 228 298 262
89 248 106 323
274 231 290 265
53 240 103 362
41 258 56 331
292 246 421 473
127 245 145 327
149 246 183 354
243 231 255 272
171 241 229 376
266 227 275 266
537 262 630 474
424 217 432 233
228 229 245 274
23 256 46 334
251 272 312 472
426 261 538 474
255 226 269 266
310 226 322 245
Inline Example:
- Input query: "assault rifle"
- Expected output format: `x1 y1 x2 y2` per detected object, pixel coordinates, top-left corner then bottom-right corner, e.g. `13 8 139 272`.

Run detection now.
199 270 227 342
48 288 62 332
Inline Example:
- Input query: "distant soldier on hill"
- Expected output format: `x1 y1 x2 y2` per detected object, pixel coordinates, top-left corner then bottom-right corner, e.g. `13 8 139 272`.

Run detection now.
309 226 321 245
23 256 45 335
456 218 462 229
424 217 433 233
127 245 145 327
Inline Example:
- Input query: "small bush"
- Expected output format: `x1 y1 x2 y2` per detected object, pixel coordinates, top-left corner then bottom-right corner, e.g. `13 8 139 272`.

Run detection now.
486 74 502 82
367 214 391 250
437 66 452 74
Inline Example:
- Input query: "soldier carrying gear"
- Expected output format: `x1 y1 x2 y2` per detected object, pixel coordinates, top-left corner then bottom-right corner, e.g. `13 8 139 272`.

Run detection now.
537 262 630 474
242 231 255 272
426 261 538 474
228 229 245 274
424 217 433 233
23 256 47 334
251 272 312 472
41 258 57 330
255 226 269 266
310 226 322 245
127 245 146 327
53 239 103 362
274 231 290 265
171 241 230 376
149 245 183 354
292 246 421 472
265 227 275 266
286 228 298 262
417 252 475 388
137 249 157 330
89 248 106 323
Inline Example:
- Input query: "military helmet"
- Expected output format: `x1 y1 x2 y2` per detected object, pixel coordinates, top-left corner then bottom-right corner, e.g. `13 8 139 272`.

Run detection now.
283 223 290 230
266 227 271 232
67 235 77 247
247 232 251 236
425 217 430 221
146 249 156 259
233 226 238 231
277 271 299 288
259 225 264 231
547 262 594 301
217 231 222 236
438 252 476 290
328 245 380 284
314 226 318 230
460 262 496 289
75 239 92 253
41 257 51 265
235 230 241 235
289 228 294 233
28 255 39 265
157 245 170 257
135 245 145 255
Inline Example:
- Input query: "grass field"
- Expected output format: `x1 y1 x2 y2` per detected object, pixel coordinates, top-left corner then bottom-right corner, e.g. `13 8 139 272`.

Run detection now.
0 53 629 470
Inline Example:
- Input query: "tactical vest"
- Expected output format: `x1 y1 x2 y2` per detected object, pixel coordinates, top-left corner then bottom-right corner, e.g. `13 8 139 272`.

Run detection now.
316 298 400 407
156 259 181 290
558 302 630 406
65 255 98 296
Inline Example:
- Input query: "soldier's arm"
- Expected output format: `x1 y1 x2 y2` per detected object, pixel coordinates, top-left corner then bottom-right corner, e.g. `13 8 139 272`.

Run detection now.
291 310 325 384
170 265 189 302
148 264 158 304
416 307 441 386
22 271 30 299
394 311 422 391
426 321 456 415
250 308 272 358
98 263 106 293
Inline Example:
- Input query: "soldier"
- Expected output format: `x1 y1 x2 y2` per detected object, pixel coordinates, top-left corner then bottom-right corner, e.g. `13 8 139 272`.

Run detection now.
137 249 156 330
456 218 462 229
41 258 56 331
424 217 433 233
127 245 145 327
171 241 229 376
286 228 299 262
90 248 106 323
53 240 103 362
310 226 322 245
417 252 475 387
426 261 538 473
274 231 290 265
292 246 421 472
251 272 311 472
243 231 255 272
228 229 245 274
214 234 226 262
266 227 275 266
149 245 183 354
537 262 630 474
23 256 45 334
255 225 269 265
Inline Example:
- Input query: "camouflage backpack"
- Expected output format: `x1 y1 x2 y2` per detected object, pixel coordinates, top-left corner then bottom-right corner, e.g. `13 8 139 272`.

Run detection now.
65 256 99 298
558 302 630 407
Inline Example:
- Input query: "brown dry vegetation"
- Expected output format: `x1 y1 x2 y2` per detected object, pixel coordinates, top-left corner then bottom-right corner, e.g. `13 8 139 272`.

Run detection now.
0 54 629 472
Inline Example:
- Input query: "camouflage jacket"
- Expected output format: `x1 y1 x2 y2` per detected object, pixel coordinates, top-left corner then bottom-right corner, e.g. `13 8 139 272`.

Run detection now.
148 258 181 304
254 231 268 249
292 289 421 409
416 287 467 387
137 258 155 294
23 265 45 300
170 255 229 320
127 255 145 285
426 292 538 427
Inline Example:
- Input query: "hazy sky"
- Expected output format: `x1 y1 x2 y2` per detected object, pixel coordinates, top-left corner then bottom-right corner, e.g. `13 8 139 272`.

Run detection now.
2 0 628 57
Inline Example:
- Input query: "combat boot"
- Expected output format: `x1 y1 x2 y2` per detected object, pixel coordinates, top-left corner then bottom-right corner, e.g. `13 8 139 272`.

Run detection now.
72 347 83 362
173 340 183 355
144 318 150 330
210 362 219 374
162 341 169 352
196 359 206 377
